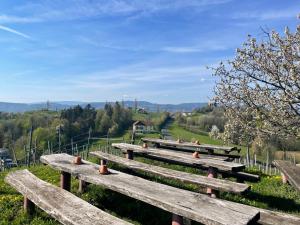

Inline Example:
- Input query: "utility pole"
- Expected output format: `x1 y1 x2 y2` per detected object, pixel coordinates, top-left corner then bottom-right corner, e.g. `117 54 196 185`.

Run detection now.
28 125 33 167
59 125 61 153
88 127 92 147
134 98 138 112
33 137 37 165
71 138 74 155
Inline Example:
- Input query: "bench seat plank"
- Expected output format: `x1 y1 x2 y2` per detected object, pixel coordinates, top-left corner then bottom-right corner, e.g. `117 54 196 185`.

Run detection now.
142 138 239 153
41 154 259 225
273 160 300 192
90 151 250 194
5 169 132 225
112 143 245 172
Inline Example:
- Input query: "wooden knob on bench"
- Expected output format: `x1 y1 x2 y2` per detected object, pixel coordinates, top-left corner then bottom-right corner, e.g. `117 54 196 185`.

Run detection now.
99 165 109 175
73 156 82 165
192 152 200 158
142 143 148 148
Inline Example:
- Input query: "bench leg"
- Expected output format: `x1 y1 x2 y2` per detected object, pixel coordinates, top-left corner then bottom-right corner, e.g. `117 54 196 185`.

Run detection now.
126 150 134 160
60 171 71 191
207 149 214 155
24 196 35 215
281 172 288 184
172 214 183 225
207 167 218 198
78 180 89 193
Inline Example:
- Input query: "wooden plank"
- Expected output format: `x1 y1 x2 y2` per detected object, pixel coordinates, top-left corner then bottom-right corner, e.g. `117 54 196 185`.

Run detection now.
142 138 239 153
5 169 132 225
257 208 300 225
112 143 245 172
149 144 241 159
40 154 260 225
273 160 300 192
90 151 250 194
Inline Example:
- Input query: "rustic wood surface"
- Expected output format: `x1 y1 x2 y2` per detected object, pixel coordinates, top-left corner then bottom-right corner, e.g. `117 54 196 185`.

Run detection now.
257 208 300 225
273 160 300 192
142 138 239 153
5 169 132 225
149 144 241 159
40 154 260 225
112 143 245 172
90 151 250 194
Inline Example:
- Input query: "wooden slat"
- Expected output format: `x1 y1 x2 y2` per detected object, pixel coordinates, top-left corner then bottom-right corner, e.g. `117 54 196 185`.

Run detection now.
40 154 260 225
142 138 239 153
5 169 132 225
257 208 300 225
90 151 250 194
273 160 300 192
149 144 241 159
112 143 245 172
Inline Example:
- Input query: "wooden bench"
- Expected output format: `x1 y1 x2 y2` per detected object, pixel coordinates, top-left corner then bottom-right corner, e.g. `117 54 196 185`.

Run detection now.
90 151 250 194
5 169 132 225
40 153 260 225
273 160 300 192
142 138 240 154
112 143 244 172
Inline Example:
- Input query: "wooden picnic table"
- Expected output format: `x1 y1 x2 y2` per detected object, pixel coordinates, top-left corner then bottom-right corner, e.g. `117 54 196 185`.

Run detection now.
90 151 250 194
112 143 244 172
40 154 260 225
273 160 300 192
142 138 240 154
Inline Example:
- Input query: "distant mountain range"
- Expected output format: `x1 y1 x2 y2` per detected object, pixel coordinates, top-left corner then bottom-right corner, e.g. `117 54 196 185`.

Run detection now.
0 101 207 113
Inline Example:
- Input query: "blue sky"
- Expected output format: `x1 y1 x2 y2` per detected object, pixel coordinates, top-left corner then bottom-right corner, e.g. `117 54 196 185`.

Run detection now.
0 0 299 104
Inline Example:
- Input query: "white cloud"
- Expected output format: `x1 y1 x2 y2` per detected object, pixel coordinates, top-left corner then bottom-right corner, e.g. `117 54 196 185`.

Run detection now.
0 25 31 39
4 0 231 24
232 8 299 21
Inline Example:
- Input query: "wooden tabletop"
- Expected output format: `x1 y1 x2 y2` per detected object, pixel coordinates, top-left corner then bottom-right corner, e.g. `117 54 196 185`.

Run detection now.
40 154 259 225
112 143 245 172
142 138 239 153
90 151 250 194
273 160 300 192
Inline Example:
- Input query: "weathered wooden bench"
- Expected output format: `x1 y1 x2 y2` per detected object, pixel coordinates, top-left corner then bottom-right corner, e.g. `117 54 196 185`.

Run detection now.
112 143 259 182
5 169 132 225
142 138 241 154
90 151 250 194
273 160 300 192
40 153 260 225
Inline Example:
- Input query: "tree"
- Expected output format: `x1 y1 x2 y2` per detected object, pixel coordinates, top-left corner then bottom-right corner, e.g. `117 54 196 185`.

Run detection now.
212 25 300 139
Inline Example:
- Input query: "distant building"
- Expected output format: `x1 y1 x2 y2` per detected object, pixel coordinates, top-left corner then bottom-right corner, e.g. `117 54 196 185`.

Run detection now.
137 108 148 114
133 121 154 133
0 148 16 170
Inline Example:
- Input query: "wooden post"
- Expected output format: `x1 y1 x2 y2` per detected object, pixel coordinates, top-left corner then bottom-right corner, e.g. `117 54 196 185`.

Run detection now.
126 150 134 160
172 214 183 225
60 171 71 191
281 172 288 184
207 149 214 155
78 180 88 193
24 196 35 215
207 167 218 198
